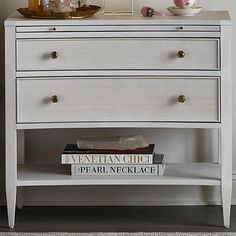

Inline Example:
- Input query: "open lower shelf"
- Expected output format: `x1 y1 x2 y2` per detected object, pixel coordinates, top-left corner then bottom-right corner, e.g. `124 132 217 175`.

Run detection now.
17 163 221 187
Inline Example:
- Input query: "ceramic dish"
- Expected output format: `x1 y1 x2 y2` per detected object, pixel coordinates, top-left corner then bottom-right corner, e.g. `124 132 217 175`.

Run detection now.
167 6 202 16
17 5 101 19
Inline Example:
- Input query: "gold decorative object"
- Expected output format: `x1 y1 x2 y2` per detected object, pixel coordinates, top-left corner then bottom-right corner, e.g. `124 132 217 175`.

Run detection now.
28 0 40 11
17 5 101 19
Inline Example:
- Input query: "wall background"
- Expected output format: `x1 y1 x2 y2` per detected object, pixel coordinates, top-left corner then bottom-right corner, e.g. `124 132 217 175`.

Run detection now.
0 0 236 206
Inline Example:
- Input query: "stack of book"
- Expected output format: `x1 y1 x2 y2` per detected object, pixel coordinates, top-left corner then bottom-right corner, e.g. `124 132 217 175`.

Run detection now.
61 143 165 176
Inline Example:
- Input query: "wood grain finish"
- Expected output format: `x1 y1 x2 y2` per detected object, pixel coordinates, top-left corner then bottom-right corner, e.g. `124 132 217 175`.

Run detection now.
5 11 232 228
17 77 219 123
17 38 219 71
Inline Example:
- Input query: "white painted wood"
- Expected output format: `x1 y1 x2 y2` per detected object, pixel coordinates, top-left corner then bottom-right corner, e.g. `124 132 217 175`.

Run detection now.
220 25 232 228
5 12 232 228
16 131 25 209
16 32 220 39
5 11 231 27
16 122 221 130
5 26 17 228
16 25 220 33
17 38 219 71
17 77 219 123
16 70 221 78
17 163 221 187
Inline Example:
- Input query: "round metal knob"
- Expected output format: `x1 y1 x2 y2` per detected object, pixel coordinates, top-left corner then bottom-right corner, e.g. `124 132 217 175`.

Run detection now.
178 95 187 103
177 50 186 58
50 51 58 59
51 95 59 103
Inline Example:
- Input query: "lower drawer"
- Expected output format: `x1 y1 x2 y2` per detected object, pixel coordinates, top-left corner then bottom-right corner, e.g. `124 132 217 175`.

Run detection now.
17 77 220 123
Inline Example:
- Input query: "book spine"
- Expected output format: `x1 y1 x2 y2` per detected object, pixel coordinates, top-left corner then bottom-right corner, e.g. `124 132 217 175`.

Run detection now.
62 154 153 164
70 164 164 176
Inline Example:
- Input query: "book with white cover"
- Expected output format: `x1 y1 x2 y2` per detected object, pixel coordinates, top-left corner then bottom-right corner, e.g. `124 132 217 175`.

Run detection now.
71 163 165 176
70 154 165 176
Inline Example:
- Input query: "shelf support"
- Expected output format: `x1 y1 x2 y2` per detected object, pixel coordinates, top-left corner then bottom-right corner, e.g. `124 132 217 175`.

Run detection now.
5 25 17 228
220 25 232 228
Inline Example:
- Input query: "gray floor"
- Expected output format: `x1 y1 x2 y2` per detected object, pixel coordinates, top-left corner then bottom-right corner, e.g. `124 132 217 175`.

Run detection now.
0 206 236 232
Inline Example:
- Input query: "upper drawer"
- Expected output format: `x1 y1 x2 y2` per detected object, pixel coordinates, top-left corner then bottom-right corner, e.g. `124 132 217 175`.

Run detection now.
17 77 219 123
17 38 220 71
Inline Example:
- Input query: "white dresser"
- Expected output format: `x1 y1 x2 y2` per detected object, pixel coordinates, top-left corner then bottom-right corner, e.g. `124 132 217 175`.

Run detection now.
5 11 232 228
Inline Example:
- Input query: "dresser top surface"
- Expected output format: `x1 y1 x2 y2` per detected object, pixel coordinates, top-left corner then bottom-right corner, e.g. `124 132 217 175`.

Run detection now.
5 11 231 26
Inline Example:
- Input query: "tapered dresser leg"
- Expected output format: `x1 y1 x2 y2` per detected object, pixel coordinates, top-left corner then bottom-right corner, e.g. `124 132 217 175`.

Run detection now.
221 182 232 228
220 127 232 228
6 126 17 228
6 129 17 228
6 128 17 228
6 184 17 228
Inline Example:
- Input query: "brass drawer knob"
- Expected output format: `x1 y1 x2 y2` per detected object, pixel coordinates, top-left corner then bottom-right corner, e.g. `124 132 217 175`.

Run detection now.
177 50 186 58
50 51 58 59
51 95 59 103
178 95 186 103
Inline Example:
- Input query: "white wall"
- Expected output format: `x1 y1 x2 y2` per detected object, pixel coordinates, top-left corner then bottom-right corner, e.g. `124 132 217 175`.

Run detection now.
0 0 236 206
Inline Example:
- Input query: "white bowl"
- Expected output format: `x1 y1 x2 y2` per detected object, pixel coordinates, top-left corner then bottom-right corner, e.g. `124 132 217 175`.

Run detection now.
167 6 202 16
